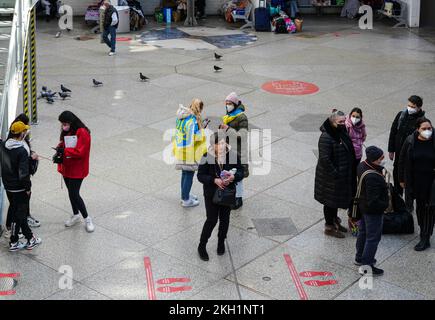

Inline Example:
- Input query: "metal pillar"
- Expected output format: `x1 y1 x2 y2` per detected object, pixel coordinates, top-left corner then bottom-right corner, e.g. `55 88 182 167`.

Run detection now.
29 7 37 124
184 0 197 26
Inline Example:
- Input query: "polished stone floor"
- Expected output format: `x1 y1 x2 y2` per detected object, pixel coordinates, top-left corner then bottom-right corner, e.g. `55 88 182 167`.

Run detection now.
0 15 434 300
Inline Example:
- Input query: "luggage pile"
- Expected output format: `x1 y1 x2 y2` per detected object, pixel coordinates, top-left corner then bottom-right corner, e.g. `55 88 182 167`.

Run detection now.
254 0 302 34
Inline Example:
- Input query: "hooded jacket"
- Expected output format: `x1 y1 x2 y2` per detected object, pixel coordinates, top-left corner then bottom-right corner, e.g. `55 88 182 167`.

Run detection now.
314 118 356 209
172 105 207 168
345 115 366 160
0 139 31 192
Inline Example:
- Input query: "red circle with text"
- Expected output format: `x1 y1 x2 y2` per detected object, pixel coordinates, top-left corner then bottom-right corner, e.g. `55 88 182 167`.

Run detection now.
262 80 319 95
116 37 132 41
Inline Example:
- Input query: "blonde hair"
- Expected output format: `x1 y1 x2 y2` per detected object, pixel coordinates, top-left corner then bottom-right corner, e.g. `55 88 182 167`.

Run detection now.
190 98 204 129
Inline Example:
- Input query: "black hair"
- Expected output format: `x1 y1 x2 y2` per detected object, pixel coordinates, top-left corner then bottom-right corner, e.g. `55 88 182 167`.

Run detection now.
416 117 432 129
350 107 363 118
409 95 423 108
59 111 90 140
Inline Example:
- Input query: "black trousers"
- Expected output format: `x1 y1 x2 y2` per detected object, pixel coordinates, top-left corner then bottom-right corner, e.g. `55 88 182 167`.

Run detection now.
6 191 32 230
6 191 33 243
393 158 403 196
63 177 89 219
324 205 338 226
200 198 231 245
415 199 435 236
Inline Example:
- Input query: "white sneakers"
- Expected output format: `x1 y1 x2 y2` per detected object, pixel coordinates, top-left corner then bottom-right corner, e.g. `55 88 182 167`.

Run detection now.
181 198 200 208
108 51 116 56
65 215 95 233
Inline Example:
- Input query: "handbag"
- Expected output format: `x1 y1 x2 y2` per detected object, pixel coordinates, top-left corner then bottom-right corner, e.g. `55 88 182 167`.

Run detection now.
212 162 236 208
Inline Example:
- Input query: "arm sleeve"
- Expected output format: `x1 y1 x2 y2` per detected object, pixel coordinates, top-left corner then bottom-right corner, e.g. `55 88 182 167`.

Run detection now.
111 12 118 25
318 134 338 178
18 151 31 190
398 138 410 183
233 157 244 183
197 158 215 186
388 112 400 152
64 130 90 159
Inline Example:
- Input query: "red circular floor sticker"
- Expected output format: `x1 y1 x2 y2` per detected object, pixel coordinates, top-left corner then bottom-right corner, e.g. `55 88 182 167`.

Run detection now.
116 37 132 41
262 80 319 96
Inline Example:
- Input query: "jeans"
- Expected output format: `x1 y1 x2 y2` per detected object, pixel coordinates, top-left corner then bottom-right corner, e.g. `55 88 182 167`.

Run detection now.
199 198 231 245
6 191 33 243
289 0 299 18
102 26 117 53
324 205 338 226
356 213 383 265
181 170 195 201
64 178 89 219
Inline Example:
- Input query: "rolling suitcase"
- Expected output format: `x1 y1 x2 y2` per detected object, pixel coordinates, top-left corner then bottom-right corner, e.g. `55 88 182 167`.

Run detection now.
255 0 271 31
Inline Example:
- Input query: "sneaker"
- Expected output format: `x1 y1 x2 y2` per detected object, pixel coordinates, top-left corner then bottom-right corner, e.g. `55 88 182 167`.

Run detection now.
190 194 198 201
181 199 200 208
108 51 116 56
359 265 384 277
27 216 41 228
9 241 26 252
85 217 95 233
354 258 377 266
26 237 42 250
65 215 81 227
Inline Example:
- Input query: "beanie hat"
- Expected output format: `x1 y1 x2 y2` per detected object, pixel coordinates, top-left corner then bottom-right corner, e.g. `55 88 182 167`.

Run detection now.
366 146 383 163
10 121 30 134
225 92 239 106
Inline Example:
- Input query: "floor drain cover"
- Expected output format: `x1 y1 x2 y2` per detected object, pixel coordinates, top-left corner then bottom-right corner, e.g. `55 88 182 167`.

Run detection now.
252 218 298 237
0 278 17 291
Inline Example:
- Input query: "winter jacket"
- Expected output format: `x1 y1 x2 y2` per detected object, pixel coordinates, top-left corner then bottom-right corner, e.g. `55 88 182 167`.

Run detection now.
398 131 435 199
197 150 244 200
58 128 91 179
103 5 119 29
345 115 366 160
357 160 389 215
388 109 425 160
222 104 249 177
314 118 356 209
172 105 207 170
0 139 31 192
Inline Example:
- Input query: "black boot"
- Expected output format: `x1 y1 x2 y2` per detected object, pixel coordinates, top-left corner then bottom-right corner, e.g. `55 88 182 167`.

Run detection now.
217 239 225 256
198 243 209 261
233 198 243 210
414 234 431 251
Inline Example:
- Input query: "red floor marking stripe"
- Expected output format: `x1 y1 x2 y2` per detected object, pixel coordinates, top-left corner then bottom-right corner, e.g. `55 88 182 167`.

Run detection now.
299 271 333 278
0 290 16 296
0 273 20 278
143 257 156 300
157 286 192 293
156 278 191 285
304 280 338 287
284 254 308 300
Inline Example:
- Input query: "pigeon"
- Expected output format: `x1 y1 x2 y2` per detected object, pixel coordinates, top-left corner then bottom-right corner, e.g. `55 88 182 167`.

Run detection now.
214 65 222 72
59 92 70 100
55 31 61 38
93 79 103 87
46 91 57 98
46 96 55 104
61 84 71 93
42 86 47 92
214 52 222 60
139 73 149 82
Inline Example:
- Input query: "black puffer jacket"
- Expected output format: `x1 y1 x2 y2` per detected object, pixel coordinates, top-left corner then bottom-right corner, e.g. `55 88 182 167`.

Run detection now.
388 109 425 158
314 118 356 209
357 161 389 215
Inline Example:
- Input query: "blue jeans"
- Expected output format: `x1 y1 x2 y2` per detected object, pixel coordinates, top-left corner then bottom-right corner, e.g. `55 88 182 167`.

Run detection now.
289 0 299 18
102 26 117 53
356 213 383 265
181 171 195 201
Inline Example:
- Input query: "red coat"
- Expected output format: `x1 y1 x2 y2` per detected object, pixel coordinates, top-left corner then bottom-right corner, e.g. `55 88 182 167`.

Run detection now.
58 128 91 179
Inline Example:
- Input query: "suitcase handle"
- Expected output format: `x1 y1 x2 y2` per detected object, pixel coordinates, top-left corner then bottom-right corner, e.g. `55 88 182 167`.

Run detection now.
259 0 266 8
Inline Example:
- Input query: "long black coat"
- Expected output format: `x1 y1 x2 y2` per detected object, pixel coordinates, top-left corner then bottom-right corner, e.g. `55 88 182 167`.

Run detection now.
314 119 356 209
388 109 425 156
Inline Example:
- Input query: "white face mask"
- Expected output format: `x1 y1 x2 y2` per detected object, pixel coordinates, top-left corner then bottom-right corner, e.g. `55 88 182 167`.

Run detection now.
226 104 235 113
407 106 418 115
421 129 433 140
351 116 361 125
379 159 386 167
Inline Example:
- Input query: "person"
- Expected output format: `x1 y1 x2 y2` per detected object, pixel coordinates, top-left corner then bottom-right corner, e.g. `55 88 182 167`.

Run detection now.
4 114 41 232
399 117 435 251
341 0 361 19
355 146 389 277
388 95 424 208
345 108 366 165
102 1 119 56
219 92 249 209
315 109 356 238
195 0 206 19
1 121 42 251
197 131 244 261
173 99 207 207
56 111 94 233
286 0 300 19
40 0 60 22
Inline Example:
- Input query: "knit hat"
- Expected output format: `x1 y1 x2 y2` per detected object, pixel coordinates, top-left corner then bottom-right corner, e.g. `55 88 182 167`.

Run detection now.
365 146 384 163
225 92 239 106
10 121 30 134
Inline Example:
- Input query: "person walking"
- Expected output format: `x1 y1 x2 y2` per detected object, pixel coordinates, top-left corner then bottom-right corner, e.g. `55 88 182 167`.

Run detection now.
56 111 94 232
399 117 435 251
219 92 249 209
1 121 41 251
102 1 119 56
355 146 389 277
315 109 356 238
197 132 244 261
388 95 424 210
173 99 207 207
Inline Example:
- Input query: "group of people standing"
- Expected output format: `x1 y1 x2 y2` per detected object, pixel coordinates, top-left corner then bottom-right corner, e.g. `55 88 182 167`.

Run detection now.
314 95 434 277
0 111 93 252
172 92 249 261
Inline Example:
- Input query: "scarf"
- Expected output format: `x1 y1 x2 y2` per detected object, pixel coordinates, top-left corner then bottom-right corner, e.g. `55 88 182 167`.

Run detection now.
222 108 244 125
